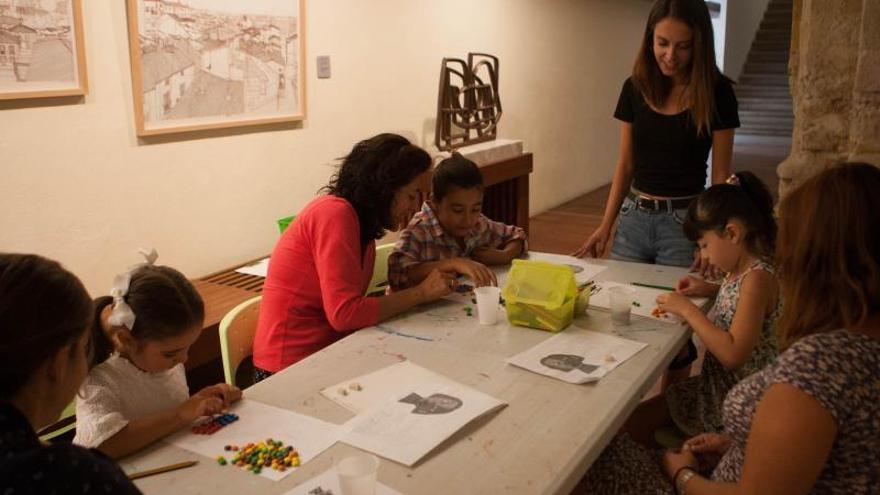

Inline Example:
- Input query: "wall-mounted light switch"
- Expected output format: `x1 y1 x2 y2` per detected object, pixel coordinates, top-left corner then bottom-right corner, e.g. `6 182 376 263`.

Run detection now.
317 56 331 79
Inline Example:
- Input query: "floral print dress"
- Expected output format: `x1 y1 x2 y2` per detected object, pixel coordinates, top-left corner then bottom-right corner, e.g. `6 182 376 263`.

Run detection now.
666 258 781 436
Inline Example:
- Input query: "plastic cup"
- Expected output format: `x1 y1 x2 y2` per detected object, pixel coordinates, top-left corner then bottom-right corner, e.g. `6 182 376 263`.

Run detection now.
474 286 501 325
337 454 379 495
608 286 636 325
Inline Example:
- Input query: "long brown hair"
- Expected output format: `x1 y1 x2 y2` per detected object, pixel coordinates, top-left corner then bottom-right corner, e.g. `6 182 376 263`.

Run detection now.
776 163 880 348
632 0 730 136
0 254 92 400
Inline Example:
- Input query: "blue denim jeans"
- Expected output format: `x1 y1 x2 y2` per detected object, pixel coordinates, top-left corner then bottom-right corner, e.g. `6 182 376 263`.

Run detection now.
610 196 696 267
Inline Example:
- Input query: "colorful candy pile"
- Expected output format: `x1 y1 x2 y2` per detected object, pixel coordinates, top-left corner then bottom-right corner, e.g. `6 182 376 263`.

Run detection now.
191 412 239 435
216 439 301 474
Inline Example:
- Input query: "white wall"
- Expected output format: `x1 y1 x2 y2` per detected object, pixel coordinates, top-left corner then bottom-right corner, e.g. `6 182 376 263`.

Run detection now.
710 0 728 72
724 0 772 80
0 0 649 295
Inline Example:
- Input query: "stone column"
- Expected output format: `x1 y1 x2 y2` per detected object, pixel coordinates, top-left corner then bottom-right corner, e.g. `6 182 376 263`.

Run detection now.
778 0 880 197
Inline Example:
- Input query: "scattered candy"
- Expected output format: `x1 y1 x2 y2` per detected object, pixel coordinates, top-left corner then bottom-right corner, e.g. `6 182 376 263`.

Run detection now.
191 413 240 435
632 301 641 307
348 382 363 391
338 388 348 396
651 307 668 318
220 439 301 475
603 354 617 363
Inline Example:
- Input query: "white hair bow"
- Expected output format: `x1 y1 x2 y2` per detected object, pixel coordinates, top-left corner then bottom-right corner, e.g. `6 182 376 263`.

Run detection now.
107 248 159 330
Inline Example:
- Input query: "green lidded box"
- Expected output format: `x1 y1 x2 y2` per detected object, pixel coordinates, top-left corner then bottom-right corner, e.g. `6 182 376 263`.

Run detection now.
502 259 577 332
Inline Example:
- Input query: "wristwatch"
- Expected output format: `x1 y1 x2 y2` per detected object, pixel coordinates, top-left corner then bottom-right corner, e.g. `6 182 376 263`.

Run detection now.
675 467 697 494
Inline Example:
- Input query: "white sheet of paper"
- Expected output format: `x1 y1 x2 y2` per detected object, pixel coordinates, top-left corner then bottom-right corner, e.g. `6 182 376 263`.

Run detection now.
506 331 648 384
234 257 270 277
588 281 708 323
165 399 342 481
283 467 404 495
321 361 463 414
340 381 506 466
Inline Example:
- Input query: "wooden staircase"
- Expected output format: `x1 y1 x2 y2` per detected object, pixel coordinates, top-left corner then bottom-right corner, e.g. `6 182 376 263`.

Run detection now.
735 0 794 137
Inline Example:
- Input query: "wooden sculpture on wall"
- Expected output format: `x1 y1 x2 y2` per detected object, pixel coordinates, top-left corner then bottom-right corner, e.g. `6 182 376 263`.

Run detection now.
435 53 502 151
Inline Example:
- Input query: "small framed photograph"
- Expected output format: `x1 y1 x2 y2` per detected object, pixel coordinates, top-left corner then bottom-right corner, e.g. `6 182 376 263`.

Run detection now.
0 0 88 100
126 0 305 136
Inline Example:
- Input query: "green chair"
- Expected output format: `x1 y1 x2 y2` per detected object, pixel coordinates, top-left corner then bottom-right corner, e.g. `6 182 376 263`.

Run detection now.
277 215 296 234
219 296 262 388
366 243 395 296
37 400 76 442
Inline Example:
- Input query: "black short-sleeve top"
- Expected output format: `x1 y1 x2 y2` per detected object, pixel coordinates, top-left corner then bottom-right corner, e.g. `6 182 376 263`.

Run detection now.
614 77 740 197
0 402 142 495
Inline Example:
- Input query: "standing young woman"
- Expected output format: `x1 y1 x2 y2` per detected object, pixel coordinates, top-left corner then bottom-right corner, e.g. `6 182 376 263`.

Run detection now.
574 0 740 269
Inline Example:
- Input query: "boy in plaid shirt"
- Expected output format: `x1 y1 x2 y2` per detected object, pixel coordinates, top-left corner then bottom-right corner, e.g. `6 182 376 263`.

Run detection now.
389 153 526 290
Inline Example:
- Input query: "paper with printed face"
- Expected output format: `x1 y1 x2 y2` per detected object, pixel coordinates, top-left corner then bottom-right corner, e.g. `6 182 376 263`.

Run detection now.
283 467 404 495
165 399 342 481
321 360 463 414
506 331 648 384
337 368 506 466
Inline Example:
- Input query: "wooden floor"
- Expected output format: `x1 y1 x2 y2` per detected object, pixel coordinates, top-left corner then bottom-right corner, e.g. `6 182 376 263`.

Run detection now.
529 136 790 255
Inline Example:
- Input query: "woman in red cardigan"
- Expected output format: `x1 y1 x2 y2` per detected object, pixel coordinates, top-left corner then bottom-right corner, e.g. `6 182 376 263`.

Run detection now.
253 134 456 379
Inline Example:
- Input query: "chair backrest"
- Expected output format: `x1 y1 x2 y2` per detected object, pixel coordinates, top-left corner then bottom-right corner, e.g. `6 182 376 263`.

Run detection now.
219 296 262 388
367 243 395 296
37 400 76 442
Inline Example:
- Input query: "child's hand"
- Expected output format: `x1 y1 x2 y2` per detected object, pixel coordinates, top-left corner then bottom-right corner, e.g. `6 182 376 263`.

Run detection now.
415 269 456 302
683 433 731 456
656 292 698 319
676 276 719 298
196 383 242 408
178 394 224 423
683 433 731 471
453 258 497 287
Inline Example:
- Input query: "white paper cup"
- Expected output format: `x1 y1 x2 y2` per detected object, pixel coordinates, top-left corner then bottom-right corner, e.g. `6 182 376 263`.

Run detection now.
608 286 636 326
474 286 501 325
337 454 379 495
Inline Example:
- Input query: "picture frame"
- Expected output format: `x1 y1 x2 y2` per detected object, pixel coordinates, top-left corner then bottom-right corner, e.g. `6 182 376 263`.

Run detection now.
125 0 305 136
0 0 88 100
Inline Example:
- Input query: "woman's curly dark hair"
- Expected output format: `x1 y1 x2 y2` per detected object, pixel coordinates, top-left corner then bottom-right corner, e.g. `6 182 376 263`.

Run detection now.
323 133 431 248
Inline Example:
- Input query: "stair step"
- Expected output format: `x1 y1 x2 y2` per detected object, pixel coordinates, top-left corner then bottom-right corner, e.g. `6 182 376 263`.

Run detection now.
739 99 793 111
736 88 792 98
740 111 794 121
739 74 790 87
747 51 790 63
754 30 792 40
738 127 793 137
752 40 791 50
754 31 792 40
742 62 789 74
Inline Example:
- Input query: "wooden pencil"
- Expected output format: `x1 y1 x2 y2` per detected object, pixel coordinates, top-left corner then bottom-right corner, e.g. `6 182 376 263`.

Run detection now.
128 460 198 480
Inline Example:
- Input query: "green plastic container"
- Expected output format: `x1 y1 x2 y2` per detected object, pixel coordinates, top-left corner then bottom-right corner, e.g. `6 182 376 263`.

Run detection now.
277 215 296 234
502 259 577 332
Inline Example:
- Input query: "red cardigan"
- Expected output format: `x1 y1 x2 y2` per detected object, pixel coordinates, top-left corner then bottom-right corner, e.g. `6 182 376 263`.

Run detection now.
253 195 380 372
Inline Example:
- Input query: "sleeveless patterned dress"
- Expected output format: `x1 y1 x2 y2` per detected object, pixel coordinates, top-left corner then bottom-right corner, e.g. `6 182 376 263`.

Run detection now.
666 258 781 436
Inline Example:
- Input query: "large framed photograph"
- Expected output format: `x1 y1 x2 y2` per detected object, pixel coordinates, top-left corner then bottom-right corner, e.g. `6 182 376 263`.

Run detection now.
126 0 305 136
0 0 88 100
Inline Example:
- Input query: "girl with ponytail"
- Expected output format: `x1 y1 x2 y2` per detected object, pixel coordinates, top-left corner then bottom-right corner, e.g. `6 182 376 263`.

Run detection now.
624 171 782 443
74 253 241 459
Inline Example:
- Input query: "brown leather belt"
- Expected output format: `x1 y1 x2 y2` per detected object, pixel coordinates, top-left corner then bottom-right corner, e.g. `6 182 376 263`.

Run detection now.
627 191 696 212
